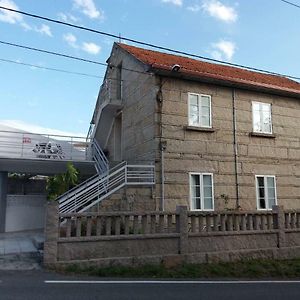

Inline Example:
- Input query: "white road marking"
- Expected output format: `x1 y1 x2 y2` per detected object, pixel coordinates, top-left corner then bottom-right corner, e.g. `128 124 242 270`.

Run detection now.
44 280 300 284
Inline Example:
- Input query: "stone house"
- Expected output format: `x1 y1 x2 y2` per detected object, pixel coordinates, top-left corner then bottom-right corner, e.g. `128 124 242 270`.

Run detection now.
90 42 300 212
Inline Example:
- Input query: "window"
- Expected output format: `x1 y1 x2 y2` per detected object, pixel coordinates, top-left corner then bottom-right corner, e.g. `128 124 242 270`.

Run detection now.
252 102 272 134
255 175 277 210
190 173 214 211
188 93 211 128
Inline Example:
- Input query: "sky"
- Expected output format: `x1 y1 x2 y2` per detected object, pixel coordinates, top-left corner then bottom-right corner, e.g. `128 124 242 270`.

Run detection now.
0 0 300 137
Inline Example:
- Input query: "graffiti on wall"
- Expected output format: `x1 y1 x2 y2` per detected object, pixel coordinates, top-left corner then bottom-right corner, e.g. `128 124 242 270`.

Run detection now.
32 142 65 159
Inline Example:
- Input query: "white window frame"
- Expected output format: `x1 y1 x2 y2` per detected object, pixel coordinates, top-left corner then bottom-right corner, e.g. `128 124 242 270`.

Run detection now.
255 175 277 211
189 172 214 211
188 93 212 128
252 101 273 134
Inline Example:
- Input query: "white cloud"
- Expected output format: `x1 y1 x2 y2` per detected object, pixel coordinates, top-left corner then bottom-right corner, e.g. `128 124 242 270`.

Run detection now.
211 40 236 61
0 0 54 36
162 0 183 6
35 24 52 37
187 4 201 12
202 0 237 23
57 12 79 23
20 22 32 31
0 120 85 137
63 33 78 48
63 33 101 55
82 42 101 55
0 0 22 23
73 0 103 19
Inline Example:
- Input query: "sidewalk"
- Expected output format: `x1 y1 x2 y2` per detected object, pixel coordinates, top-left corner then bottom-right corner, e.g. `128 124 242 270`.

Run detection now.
0 230 44 270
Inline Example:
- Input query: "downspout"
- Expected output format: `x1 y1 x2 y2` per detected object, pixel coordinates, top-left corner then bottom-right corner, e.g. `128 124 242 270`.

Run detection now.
160 141 167 211
157 77 165 211
232 88 240 209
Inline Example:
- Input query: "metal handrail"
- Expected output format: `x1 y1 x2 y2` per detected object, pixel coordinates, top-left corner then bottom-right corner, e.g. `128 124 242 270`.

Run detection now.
58 162 155 214
58 161 126 209
92 139 108 174
0 130 88 139
59 164 127 213
0 130 92 161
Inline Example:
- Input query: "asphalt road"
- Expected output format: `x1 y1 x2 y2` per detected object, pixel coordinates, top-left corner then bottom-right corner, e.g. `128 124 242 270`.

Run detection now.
1 270 300 300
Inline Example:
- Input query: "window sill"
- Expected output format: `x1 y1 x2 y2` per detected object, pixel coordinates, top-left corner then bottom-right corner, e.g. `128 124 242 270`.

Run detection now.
250 132 276 138
185 126 215 132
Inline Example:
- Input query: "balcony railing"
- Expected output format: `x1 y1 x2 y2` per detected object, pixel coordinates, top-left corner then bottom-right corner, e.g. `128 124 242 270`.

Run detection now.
0 130 93 161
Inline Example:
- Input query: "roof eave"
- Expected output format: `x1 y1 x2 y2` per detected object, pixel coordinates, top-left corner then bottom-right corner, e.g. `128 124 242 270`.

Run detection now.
150 67 300 99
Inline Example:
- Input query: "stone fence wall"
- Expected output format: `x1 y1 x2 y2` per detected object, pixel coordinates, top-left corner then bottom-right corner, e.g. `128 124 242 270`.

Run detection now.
44 203 300 268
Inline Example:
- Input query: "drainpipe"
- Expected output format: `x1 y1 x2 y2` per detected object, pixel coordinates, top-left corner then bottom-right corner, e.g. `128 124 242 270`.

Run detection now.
157 76 165 211
160 141 167 211
232 88 240 209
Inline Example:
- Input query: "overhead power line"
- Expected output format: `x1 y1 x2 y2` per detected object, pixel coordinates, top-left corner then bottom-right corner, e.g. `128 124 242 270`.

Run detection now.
280 0 300 9
0 5 299 81
0 40 151 77
0 40 107 66
0 58 101 78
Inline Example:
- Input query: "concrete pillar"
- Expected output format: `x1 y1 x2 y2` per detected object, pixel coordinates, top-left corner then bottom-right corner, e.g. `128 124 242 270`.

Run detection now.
44 202 59 266
273 205 286 248
176 205 188 255
0 172 8 233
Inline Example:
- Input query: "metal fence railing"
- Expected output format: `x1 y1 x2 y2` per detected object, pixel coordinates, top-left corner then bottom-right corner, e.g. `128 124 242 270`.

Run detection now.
0 130 92 161
58 161 155 214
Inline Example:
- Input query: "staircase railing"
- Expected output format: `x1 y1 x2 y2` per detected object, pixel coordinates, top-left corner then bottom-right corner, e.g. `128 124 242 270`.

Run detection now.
58 161 155 214
91 139 108 174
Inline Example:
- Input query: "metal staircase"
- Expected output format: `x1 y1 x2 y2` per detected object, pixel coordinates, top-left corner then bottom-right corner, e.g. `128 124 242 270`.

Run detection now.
58 140 155 213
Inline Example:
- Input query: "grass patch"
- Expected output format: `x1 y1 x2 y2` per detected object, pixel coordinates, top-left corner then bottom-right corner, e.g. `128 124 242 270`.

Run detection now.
58 258 300 279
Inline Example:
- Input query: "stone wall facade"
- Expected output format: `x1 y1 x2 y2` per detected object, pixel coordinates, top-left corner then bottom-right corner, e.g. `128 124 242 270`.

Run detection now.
160 78 300 211
94 44 300 213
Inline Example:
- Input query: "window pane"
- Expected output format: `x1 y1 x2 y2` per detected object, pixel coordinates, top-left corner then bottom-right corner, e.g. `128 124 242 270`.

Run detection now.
258 187 264 199
257 176 265 209
201 116 210 127
267 177 275 188
190 105 198 113
203 175 212 186
259 198 266 209
192 174 200 186
262 110 271 133
268 195 276 209
191 175 201 210
189 113 199 125
189 94 198 106
253 103 260 111
204 197 213 210
201 95 210 107
204 186 212 198
195 198 201 209
253 102 272 133
189 95 200 125
201 106 210 118
203 175 213 210
253 110 261 132
267 177 276 209
257 177 264 187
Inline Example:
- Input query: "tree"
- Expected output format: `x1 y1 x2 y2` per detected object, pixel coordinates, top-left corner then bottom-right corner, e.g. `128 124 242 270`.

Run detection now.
46 162 79 200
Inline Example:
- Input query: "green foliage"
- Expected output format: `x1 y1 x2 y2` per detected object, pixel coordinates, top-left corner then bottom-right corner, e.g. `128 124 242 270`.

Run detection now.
58 258 300 279
46 162 79 201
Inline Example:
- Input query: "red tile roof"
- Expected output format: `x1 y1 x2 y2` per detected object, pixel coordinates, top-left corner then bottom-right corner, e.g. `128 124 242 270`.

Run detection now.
117 43 300 96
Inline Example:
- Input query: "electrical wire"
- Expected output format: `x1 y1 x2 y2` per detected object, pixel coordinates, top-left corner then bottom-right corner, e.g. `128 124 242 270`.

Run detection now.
280 0 300 9
0 40 150 76
0 5 299 81
0 58 102 78
0 41 107 67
